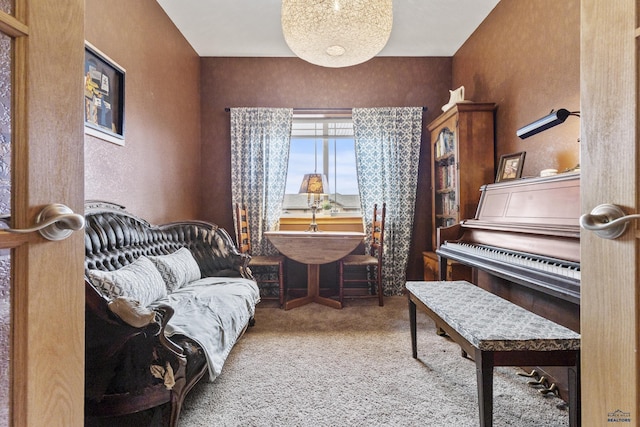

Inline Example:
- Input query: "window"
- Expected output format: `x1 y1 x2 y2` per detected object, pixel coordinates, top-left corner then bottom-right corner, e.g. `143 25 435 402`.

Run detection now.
282 114 360 215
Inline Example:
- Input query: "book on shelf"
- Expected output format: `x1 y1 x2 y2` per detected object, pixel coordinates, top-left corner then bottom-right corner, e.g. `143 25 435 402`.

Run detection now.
437 164 457 190
435 128 455 158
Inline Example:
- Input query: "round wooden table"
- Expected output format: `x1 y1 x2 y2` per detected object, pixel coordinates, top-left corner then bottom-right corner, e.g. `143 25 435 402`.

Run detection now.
264 230 365 309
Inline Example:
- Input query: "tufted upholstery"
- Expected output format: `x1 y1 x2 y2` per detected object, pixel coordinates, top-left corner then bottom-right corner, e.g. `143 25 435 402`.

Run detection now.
84 201 251 278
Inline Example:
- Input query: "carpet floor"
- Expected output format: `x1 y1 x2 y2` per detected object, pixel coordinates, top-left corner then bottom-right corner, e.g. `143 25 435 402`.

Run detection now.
178 296 569 426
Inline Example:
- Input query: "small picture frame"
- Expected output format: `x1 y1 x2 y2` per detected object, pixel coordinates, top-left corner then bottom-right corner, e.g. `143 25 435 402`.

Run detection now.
84 42 125 145
496 151 526 182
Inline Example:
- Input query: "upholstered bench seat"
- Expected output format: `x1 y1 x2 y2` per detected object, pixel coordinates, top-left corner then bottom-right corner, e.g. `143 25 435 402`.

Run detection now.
406 280 580 427
406 280 580 352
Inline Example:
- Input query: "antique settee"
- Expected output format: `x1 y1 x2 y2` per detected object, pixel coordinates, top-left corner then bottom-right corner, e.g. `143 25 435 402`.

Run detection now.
83 201 260 426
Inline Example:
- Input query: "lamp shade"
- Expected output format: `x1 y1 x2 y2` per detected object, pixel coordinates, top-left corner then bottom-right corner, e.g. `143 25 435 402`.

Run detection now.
281 0 393 68
299 173 329 195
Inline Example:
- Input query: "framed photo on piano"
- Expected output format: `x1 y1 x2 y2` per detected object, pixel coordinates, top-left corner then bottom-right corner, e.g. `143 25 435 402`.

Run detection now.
496 151 525 182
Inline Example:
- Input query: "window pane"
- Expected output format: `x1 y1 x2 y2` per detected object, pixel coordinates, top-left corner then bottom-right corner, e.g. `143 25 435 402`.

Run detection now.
290 118 353 139
285 137 316 195
284 115 360 215
283 136 360 214
326 138 360 212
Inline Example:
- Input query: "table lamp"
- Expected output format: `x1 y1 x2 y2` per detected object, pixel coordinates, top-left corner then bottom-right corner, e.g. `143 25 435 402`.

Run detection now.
299 173 328 232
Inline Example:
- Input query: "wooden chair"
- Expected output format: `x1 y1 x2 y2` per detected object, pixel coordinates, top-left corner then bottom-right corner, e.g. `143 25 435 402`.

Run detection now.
338 203 386 307
235 203 286 308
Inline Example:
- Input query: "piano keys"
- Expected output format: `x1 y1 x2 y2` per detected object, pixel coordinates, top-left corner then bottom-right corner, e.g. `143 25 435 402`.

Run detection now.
437 241 580 304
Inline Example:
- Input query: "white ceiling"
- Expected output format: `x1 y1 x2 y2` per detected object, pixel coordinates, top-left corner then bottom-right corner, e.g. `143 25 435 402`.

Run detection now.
156 0 501 58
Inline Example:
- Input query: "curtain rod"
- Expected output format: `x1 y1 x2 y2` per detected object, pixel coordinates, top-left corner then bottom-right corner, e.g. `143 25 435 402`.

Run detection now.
224 106 427 112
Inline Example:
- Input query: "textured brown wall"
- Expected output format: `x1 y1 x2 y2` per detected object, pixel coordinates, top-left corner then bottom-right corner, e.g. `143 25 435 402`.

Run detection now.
199 57 452 280
84 0 201 224
81 1 579 280
453 0 580 177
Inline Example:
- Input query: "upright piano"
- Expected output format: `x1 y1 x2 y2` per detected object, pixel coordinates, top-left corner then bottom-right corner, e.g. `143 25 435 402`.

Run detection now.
436 172 580 398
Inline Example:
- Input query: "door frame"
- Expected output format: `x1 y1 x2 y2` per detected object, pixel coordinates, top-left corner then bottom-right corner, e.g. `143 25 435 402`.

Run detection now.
580 1 638 424
3 2 85 425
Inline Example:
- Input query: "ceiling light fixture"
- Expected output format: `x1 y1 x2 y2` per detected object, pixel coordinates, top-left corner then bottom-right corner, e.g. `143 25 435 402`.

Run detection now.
281 0 393 68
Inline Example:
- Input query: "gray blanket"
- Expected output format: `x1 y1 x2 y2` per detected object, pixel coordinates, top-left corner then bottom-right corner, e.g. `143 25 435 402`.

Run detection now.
152 277 260 381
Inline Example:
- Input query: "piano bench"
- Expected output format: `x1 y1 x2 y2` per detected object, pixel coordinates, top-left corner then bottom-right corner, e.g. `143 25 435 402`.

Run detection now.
406 280 581 427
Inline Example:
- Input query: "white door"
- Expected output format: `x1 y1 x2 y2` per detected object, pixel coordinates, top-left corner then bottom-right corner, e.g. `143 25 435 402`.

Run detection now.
580 1 638 424
0 2 85 426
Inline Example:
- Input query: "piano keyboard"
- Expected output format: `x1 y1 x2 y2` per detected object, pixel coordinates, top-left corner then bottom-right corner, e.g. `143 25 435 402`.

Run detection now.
444 242 580 281
437 241 581 302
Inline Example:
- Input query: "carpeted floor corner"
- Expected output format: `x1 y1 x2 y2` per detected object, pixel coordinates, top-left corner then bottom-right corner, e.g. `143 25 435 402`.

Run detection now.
178 296 569 426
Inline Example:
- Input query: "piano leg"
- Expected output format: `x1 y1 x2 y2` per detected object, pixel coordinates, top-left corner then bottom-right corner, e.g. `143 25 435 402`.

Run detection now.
437 254 447 281
568 355 581 427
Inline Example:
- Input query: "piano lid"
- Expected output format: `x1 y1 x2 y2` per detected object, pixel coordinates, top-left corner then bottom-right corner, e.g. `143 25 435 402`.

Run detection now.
438 172 580 263
473 172 580 231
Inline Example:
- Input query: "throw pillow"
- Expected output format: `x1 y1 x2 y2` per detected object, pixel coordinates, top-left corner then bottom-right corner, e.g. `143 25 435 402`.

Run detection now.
149 247 201 292
87 256 167 307
108 296 156 328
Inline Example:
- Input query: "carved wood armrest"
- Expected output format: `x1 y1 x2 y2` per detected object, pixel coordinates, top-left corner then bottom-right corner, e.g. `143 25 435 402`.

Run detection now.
153 304 184 357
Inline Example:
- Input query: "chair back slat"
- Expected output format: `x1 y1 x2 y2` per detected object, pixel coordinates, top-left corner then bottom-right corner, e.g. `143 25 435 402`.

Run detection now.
370 203 386 257
234 203 287 308
235 203 252 255
338 202 386 307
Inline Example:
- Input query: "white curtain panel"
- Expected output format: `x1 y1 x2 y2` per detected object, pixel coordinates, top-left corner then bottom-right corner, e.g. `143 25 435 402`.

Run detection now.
353 107 423 295
230 107 293 256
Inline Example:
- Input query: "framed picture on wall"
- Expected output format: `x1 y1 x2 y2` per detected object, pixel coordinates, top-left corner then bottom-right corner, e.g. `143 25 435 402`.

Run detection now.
495 151 525 182
84 42 125 146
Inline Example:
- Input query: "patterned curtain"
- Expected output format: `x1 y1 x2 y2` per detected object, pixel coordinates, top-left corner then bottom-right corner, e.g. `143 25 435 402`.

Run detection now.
353 107 423 295
230 107 293 255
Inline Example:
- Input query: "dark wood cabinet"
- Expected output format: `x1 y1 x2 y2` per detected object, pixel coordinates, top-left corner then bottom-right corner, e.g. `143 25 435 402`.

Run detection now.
422 251 471 282
425 102 495 280
422 251 438 281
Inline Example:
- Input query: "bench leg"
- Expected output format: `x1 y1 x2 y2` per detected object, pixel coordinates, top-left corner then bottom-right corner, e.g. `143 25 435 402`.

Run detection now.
409 297 418 358
475 349 494 427
568 353 581 427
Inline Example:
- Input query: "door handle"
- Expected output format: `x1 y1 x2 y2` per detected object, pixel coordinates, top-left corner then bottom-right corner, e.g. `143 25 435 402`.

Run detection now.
0 203 85 241
579 203 640 240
